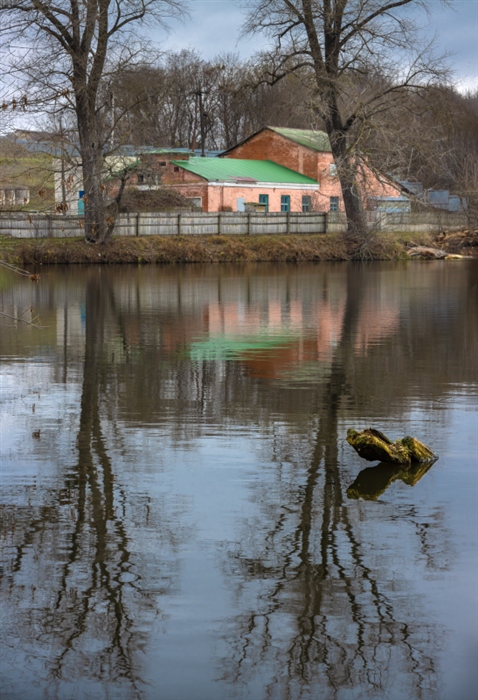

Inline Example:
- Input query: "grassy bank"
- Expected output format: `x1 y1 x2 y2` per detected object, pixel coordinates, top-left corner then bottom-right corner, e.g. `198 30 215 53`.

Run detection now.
0 232 435 266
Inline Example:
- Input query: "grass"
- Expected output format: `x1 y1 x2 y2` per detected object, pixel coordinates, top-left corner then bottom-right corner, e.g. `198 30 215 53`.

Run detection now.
7 227 478 266
0 231 437 266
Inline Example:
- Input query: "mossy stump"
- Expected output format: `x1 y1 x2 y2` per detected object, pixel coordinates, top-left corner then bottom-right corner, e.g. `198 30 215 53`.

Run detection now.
346 428 437 465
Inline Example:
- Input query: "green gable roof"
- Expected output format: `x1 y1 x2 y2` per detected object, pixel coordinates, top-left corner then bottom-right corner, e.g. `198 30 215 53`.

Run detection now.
268 127 332 153
170 157 318 184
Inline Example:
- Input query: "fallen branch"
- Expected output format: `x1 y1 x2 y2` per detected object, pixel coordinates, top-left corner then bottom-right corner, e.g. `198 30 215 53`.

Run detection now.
0 309 47 328
346 428 437 464
0 259 32 276
0 260 45 327
0 260 40 281
406 246 447 259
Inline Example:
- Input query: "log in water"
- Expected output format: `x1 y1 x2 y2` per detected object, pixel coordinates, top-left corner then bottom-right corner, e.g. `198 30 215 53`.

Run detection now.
346 428 437 464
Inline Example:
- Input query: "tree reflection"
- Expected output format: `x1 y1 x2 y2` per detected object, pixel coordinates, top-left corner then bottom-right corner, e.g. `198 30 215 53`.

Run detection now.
1 269 183 698
1 261 469 699
219 266 441 700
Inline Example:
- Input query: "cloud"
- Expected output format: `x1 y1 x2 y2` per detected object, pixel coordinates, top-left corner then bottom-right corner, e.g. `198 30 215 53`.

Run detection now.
152 1 262 58
128 1 478 89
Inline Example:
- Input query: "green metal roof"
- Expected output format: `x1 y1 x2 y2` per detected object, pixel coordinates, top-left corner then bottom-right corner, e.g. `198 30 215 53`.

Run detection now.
268 127 332 153
170 157 318 184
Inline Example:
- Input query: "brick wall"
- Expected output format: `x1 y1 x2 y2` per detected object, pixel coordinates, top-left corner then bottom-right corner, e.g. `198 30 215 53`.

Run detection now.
223 129 343 211
223 128 402 212
225 130 323 180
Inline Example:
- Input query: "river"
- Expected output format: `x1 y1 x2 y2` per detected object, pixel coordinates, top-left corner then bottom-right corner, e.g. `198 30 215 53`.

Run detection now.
1 261 477 700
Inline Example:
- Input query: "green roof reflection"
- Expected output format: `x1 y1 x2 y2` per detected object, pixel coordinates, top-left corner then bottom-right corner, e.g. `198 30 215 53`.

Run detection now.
189 332 296 361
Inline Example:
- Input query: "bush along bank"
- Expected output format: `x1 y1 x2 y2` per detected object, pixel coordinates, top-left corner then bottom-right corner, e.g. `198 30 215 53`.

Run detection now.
0 230 474 266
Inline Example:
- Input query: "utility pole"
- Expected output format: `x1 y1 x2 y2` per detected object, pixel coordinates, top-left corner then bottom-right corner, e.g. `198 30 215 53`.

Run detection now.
59 116 67 215
191 88 208 157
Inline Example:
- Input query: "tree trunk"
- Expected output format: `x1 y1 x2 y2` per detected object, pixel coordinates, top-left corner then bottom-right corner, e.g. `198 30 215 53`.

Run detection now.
77 133 108 243
328 133 368 241
75 82 109 243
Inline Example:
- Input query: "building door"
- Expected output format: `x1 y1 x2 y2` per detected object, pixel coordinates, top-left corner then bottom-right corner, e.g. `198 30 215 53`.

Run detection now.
78 191 85 215
236 197 245 212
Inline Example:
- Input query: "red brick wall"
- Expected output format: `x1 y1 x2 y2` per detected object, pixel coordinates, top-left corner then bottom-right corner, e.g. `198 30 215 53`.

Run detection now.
168 182 209 210
226 130 322 179
224 129 402 211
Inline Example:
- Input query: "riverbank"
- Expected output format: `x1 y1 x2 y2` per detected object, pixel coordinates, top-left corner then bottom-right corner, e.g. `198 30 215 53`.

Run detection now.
0 229 475 265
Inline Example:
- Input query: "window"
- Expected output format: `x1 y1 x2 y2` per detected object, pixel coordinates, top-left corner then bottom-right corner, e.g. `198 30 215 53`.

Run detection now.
329 196 339 212
329 163 338 177
302 195 311 212
281 195 290 212
174 166 180 172
160 161 167 166
259 194 269 212
137 174 144 184
187 197 203 210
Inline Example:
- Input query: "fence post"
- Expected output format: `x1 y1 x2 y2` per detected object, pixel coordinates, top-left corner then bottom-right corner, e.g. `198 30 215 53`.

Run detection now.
178 213 181 236
247 212 251 235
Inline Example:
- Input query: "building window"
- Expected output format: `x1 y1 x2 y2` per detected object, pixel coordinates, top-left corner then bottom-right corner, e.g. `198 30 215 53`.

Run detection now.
329 196 339 212
137 174 144 184
302 195 311 212
329 163 338 177
174 166 180 172
259 194 269 212
160 161 167 166
281 195 290 212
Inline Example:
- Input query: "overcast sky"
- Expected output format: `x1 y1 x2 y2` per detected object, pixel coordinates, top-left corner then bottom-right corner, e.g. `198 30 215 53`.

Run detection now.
154 0 478 91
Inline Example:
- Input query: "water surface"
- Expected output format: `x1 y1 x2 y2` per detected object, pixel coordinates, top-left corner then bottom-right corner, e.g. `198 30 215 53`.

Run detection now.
1 261 477 700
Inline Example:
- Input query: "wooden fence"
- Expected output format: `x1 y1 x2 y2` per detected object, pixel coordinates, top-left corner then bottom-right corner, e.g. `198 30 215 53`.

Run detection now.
0 210 467 239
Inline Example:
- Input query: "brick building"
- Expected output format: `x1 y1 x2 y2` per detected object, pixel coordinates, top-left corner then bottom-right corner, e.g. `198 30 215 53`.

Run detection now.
221 127 402 212
165 157 320 213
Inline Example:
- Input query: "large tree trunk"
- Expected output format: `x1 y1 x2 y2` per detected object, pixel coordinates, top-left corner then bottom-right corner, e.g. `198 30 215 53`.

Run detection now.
77 99 108 243
328 132 368 241
303 1 369 244
80 145 108 243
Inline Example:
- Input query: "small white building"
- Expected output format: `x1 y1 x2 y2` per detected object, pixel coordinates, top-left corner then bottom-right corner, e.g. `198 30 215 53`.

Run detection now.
53 155 137 214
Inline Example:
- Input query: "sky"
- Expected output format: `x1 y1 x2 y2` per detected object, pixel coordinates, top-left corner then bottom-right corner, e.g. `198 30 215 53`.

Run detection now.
154 0 478 92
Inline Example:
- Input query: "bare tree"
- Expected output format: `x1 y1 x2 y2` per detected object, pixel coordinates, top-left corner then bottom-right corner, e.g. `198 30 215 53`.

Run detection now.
243 0 447 242
1 0 185 243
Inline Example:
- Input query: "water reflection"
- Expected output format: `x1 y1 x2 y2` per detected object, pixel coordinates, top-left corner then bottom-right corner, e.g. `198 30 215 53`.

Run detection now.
217 266 442 699
347 461 437 501
0 261 477 699
1 269 189 699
